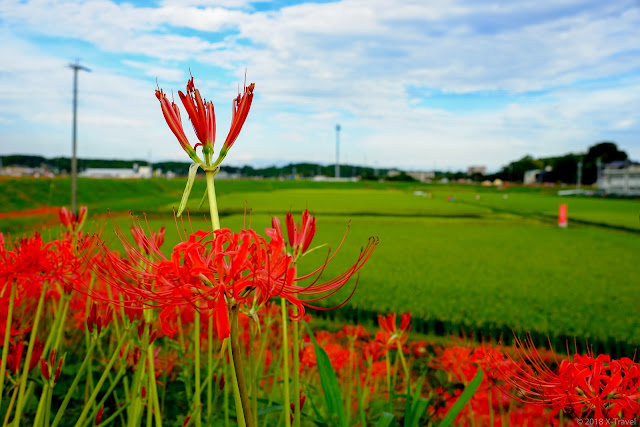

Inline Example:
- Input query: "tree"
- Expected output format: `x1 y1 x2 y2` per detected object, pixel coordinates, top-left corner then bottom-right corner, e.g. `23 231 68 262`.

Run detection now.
582 142 627 184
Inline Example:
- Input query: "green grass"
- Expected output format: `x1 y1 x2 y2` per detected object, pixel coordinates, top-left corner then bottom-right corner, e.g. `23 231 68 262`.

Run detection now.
3 177 639 355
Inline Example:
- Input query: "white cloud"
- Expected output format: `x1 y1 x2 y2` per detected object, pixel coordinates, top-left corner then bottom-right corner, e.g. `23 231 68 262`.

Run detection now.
1 0 639 171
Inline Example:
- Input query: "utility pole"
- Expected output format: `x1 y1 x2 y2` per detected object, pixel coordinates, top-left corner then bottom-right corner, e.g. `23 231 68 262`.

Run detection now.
335 124 341 178
69 61 91 214
576 160 583 189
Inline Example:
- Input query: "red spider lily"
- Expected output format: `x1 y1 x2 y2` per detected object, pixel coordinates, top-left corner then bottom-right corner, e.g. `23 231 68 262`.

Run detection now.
59 206 88 232
156 76 255 167
3 340 43 376
155 88 200 163
131 225 165 256
267 213 378 319
40 349 64 384
271 210 317 258
217 79 255 165
95 407 104 426
489 335 640 423
375 312 411 353
86 302 113 335
289 392 306 425
0 232 93 341
338 324 370 340
178 77 216 151
432 345 507 383
96 213 375 339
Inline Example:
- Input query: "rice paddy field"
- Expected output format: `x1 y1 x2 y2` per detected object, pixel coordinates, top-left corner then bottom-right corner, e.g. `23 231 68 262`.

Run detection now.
2 176 639 356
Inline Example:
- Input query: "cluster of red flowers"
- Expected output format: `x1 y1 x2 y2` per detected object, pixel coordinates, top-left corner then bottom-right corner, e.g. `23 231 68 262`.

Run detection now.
491 335 640 425
95 210 377 340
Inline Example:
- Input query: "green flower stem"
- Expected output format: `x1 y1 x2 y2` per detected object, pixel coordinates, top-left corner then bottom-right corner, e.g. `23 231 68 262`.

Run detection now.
96 400 130 427
205 171 220 231
224 360 229 427
52 296 70 353
280 298 291 427
0 279 17 411
261 335 284 427
105 283 122 343
32 384 50 427
207 314 214 426
44 385 52 427
230 305 254 427
193 309 202 427
345 338 355 425
176 312 192 401
42 293 65 356
127 322 150 427
145 330 162 425
396 345 410 380
146 386 153 427
3 385 19 427
292 313 301 427
385 352 392 412
13 284 47 426
51 339 97 427
81 368 125 427
226 338 245 427
249 321 258 427
74 332 129 427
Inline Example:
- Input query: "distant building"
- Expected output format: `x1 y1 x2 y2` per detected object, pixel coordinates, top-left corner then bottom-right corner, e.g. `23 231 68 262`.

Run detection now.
600 161 640 195
80 163 152 179
311 175 360 182
1 165 53 178
406 171 435 183
467 166 487 176
523 169 541 185
215 170 242 180
524 167 553 185
387 170 434 182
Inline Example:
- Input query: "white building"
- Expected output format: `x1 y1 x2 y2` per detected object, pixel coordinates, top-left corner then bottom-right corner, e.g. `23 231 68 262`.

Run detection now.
80 163 152 179
600 162 640 195
388 170 434 182
467 166 487 176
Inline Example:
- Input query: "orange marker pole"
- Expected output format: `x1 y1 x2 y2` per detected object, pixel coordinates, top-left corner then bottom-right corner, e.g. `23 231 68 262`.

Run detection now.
558 204 568 228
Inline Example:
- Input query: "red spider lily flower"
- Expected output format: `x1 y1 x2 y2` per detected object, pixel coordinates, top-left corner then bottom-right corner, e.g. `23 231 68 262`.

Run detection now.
59 206 88 232
86 302 113 335
267 213 378 319
178 77 216 151
95 407 104 425
131 225 165 256
155 88 200 163
339 324 370 340
410 339 429 358
216 80 255 166
489 335 640 423
96 213 375 338
3 340 44 376
375 312 411 353
157 76 255 167
289 392 306 425
271 210 317 259
40 349 64 384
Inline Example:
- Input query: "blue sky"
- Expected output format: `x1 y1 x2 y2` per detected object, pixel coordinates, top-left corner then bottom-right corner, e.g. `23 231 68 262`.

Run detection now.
1 0 639 172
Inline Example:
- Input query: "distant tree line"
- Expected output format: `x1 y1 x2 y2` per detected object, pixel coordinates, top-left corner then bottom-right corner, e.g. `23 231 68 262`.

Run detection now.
486 141 629 185
0 155 389 179
1 141 631 184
